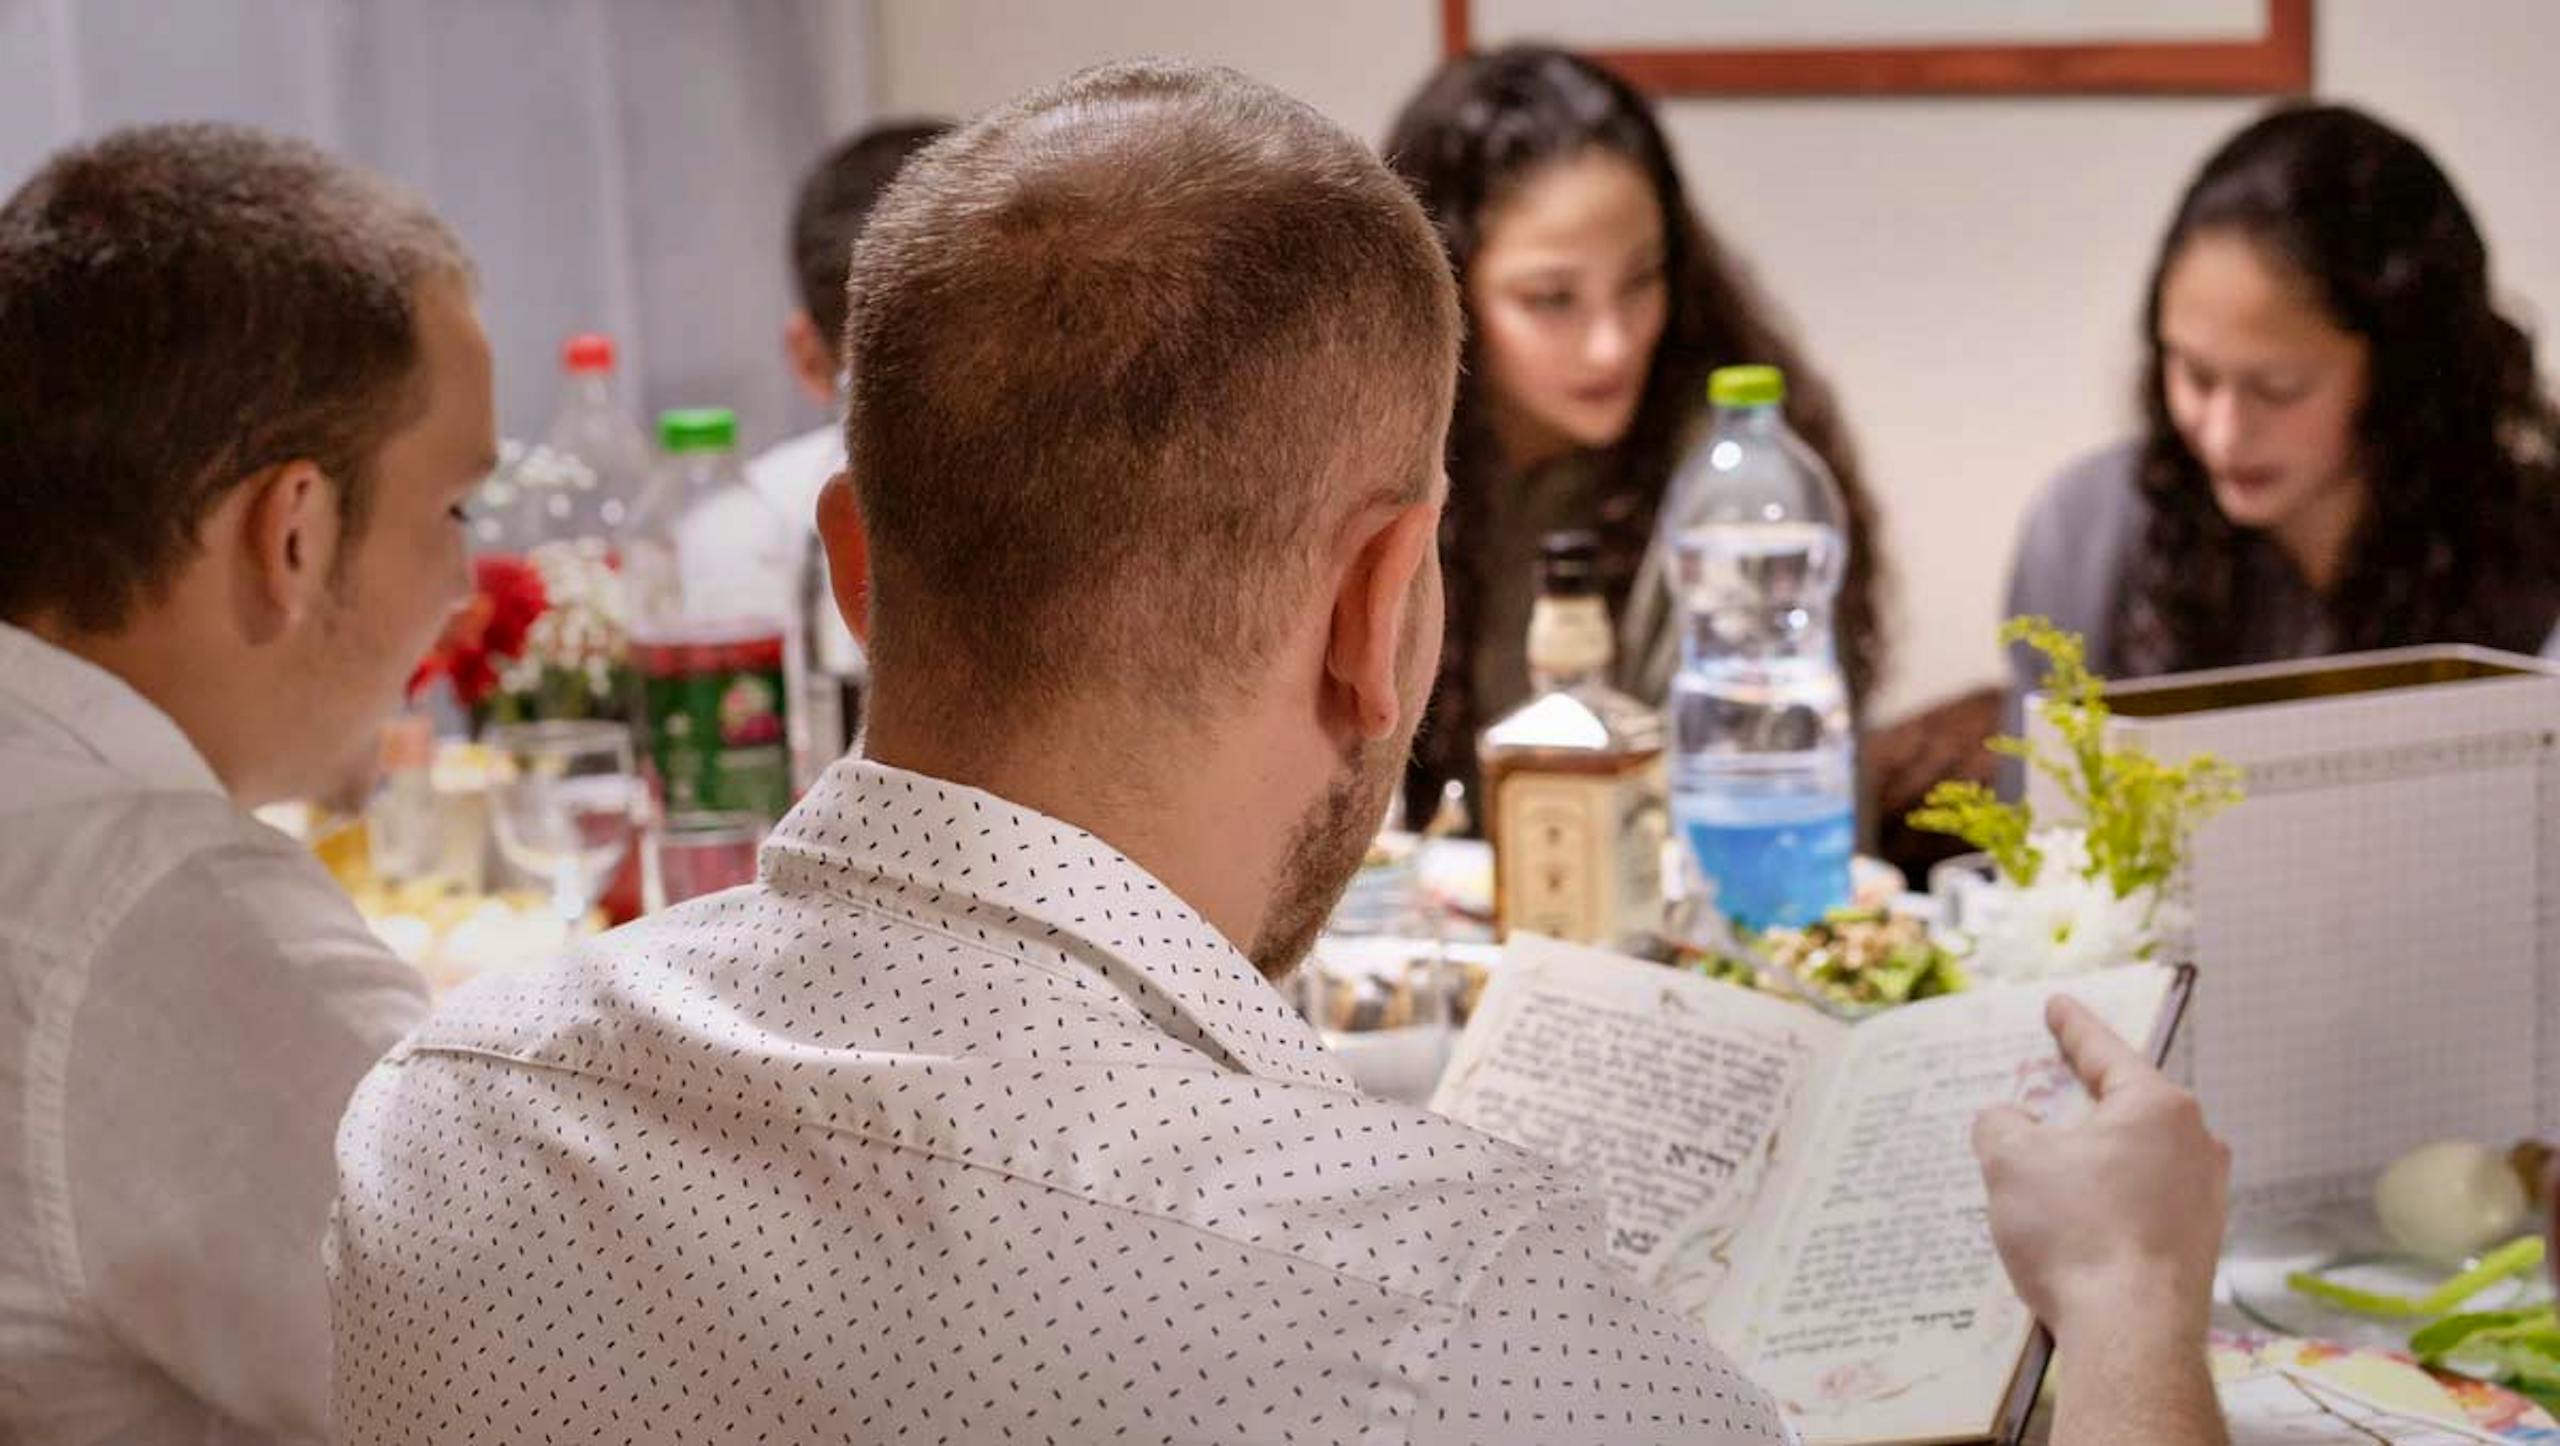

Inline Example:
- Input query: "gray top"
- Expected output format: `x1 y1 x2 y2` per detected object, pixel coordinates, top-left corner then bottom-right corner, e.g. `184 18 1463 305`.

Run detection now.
1999 441 2560 786
2003 440 2343 690
2006 441 2161 702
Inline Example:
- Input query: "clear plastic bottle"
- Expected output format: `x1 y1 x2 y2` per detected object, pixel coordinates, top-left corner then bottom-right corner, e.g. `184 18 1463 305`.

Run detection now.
1658 365 1855 931
623 408 799 827
531 333 654 542
476 335 658 723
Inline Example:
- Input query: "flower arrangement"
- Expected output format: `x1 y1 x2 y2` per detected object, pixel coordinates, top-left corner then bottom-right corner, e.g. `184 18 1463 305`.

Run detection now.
410 554 548 710
409 440 641 730
1911 617 2244 981
491 536 634 723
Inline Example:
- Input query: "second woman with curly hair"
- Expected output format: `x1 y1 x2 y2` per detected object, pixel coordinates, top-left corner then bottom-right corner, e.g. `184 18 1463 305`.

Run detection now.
2007 103 2560 718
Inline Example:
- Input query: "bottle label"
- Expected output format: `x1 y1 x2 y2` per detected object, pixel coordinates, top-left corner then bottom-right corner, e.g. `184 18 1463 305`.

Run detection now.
1525 597 1614 679
1676 800 1852 931
637 629 793 824
1495 766 1665 947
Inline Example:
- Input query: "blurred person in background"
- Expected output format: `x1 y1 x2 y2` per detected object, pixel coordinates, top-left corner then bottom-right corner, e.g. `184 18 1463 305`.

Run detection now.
1383 46 1998 876
749 118 950 756
2007 103 2560 740
0 124 490 1442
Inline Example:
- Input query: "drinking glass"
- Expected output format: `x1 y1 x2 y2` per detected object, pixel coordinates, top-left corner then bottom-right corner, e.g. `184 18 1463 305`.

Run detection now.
486 720 641 928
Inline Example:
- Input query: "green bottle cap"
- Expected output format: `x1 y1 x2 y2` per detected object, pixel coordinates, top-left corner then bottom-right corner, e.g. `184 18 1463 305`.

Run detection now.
658 407 738 453
1707 365 1786 408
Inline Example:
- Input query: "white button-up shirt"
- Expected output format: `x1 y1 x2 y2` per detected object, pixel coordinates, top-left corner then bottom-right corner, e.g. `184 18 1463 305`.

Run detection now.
0 624 428 1444
331 760 1788 1444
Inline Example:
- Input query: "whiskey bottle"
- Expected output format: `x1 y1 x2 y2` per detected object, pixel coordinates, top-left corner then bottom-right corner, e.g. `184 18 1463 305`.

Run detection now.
1479 531 1668 949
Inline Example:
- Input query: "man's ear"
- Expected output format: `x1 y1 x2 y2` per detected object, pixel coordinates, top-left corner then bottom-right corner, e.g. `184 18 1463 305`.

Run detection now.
237 459 340 643
1325 498 1436 742
814 471 871 644
784 310 839 409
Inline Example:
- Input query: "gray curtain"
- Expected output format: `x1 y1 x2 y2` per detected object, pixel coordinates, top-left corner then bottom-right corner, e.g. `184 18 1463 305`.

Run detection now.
0 0 870 451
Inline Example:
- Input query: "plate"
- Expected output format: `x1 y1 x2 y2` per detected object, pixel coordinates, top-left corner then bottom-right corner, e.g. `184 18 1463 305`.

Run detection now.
2225 1207 2552 1360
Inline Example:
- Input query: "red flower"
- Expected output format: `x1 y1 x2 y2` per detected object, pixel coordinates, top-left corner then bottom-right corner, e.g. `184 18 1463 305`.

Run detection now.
473 554 547 659
409 554 551 708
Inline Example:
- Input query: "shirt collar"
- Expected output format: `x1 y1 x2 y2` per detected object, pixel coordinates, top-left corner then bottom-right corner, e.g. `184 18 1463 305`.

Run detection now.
763 758 1352 1092
0 622 227 797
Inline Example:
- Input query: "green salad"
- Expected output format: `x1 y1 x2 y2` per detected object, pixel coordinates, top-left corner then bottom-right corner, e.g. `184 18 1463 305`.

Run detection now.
2289 1236 2560 1406
1686 908 1968 1012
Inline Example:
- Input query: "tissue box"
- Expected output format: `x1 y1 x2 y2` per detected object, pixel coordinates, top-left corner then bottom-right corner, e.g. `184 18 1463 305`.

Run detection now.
2027 646 2560 1210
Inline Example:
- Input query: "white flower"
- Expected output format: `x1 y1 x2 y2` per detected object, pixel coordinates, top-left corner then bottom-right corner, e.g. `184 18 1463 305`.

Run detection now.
1962 828 2170 982
519 538 631 675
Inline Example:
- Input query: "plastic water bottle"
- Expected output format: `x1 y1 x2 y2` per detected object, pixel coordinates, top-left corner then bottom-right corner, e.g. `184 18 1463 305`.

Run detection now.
1660 365 1854 931
521 334 654 545
468 335 659 726
623 408 799 827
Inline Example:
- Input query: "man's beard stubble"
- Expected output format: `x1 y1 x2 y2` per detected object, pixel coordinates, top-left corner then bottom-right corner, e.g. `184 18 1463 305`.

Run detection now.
1245 573 1439 983
1247 695 1430 982
1246 739 1382 981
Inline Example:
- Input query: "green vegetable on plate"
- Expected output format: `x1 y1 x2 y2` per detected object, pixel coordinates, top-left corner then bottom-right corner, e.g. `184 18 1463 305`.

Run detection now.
2287 1235 2560 1410
2286 1235 2545 1319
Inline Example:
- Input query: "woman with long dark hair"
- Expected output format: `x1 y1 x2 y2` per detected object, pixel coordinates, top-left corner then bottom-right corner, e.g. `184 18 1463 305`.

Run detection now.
2008 103 2560 711
1384 46 1891 827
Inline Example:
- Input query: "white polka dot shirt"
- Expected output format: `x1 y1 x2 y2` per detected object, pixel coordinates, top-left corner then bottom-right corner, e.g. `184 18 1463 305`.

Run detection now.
329 760 1788 1444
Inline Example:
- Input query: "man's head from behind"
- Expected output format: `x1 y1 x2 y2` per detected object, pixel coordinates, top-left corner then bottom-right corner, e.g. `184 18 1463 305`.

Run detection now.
0 123 492 807
784 119 953 404
838 62 1461 977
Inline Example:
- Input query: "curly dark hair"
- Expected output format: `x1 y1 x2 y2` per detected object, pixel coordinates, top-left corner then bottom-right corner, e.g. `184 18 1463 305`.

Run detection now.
1383 45 1887 822
2123 102 2560 673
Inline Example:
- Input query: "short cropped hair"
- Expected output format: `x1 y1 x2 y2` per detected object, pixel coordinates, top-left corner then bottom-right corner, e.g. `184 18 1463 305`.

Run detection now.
791 119 952 361
846 62 1461 725
0 122 470 632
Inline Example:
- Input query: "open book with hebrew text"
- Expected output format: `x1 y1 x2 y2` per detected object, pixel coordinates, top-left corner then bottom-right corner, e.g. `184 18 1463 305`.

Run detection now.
1432 935 2192 1446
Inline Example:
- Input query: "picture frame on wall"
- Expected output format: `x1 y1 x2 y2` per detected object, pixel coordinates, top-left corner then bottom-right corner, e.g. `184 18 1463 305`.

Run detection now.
1442 0 2314 97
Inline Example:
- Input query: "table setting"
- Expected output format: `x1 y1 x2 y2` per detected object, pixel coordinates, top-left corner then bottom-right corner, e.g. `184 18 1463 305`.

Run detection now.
284 595 2560 1437
1298 621 2560 1437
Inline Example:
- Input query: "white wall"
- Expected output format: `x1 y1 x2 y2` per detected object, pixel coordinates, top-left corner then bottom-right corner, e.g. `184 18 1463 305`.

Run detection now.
875 0 2560 719
873 0 1435 144
820 0 880 140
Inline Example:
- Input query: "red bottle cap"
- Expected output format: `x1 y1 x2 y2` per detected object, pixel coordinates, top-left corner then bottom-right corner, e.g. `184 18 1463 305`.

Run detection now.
562 333 616 373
